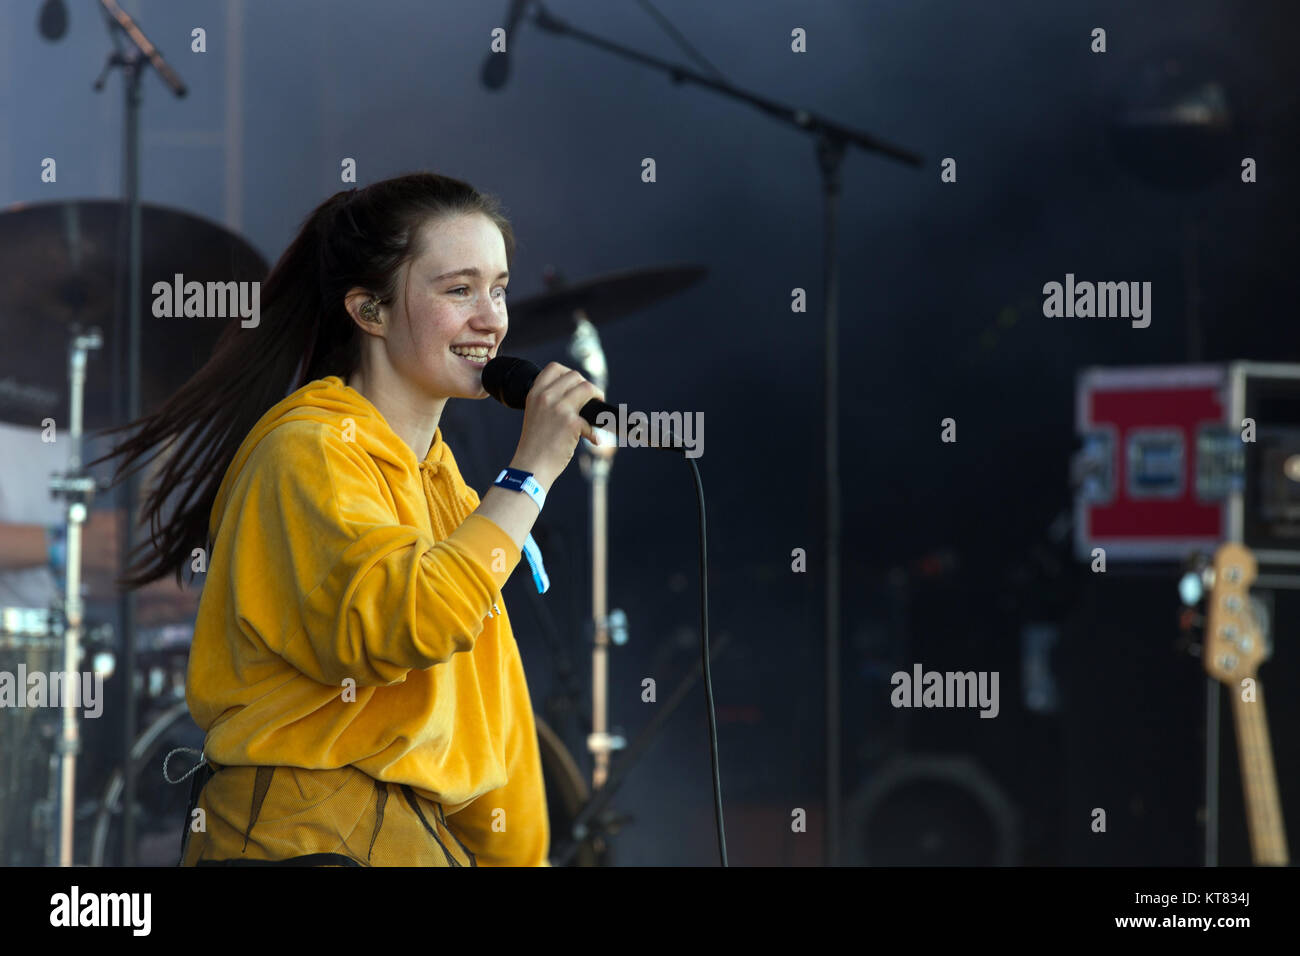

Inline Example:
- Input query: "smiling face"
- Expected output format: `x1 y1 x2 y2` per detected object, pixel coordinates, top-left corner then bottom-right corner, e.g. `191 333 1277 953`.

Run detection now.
373 213 510 401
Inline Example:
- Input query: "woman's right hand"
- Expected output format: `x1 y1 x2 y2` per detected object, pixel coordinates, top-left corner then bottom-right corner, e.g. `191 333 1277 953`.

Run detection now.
509 362 606 488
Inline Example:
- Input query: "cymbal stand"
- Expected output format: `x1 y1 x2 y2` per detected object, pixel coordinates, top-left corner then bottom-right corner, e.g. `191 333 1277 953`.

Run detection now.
552 633 732 866
46 328 102 867
570 315 627 790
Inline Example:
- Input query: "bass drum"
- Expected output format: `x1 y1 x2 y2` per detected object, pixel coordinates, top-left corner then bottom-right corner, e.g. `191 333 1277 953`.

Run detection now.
90 708 607 866
0 608 63 867
536 715 607 867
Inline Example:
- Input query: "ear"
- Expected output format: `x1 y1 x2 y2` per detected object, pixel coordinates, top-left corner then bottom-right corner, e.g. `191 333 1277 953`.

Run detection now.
344 287 385 336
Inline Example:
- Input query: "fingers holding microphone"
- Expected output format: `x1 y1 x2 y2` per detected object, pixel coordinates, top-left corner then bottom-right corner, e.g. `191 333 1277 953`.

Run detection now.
560 370 607 446
512 362 605 484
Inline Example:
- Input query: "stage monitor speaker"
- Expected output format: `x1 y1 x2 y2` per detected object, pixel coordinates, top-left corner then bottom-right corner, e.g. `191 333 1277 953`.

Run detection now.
844 755 1020 866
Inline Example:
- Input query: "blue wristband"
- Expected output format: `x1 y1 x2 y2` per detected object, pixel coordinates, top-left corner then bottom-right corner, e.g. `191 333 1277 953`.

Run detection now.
493 467 546 512
522 533 550 595
490 469 550 593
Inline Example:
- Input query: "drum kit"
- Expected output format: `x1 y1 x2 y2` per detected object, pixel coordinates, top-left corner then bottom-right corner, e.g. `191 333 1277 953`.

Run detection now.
0 198 709 866
0 198 264 867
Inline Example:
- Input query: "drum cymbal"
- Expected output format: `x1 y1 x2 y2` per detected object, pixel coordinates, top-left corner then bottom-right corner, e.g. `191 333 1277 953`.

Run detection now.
504 264 707 349
0 200 268 429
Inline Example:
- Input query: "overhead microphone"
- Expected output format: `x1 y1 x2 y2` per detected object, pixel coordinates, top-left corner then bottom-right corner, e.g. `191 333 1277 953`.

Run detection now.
38 0 68 41
481 0 530 90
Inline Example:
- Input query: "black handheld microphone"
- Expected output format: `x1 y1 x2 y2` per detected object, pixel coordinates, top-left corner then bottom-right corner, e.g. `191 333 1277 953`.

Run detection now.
482 355 613 425
482 356 684 455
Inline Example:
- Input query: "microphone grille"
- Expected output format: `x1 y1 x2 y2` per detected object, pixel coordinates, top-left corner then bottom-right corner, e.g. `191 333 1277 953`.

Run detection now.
482 355 538 410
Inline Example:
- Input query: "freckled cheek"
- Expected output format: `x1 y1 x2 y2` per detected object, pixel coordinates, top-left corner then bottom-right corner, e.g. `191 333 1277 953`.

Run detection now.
408 310 460 360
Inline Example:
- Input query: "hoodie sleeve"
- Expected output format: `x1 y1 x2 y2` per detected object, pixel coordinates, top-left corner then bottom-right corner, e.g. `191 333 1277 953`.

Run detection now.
222 419 523 687
445 610 552 866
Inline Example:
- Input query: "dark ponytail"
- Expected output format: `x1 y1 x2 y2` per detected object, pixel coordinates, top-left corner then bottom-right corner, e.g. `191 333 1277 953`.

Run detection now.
93 171 516 588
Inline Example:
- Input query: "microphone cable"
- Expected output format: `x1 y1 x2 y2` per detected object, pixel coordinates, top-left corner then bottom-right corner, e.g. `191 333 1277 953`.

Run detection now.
483 356 727 864
684 450 728 866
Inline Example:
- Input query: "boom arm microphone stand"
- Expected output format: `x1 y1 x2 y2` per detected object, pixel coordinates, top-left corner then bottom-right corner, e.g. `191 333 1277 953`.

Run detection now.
523 0 923 864
92 0 186 867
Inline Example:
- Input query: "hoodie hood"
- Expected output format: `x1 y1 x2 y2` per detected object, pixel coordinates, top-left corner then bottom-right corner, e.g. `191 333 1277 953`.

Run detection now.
211 375 473 539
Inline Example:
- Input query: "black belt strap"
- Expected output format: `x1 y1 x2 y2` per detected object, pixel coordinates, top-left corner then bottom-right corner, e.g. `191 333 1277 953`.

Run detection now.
179 761 217 865
401 785 463 867
436 801 477 867
367 778 389 863
241 766 275 853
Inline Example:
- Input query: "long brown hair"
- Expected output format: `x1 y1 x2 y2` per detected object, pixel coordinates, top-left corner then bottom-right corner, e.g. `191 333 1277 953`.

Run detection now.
93 171 516 588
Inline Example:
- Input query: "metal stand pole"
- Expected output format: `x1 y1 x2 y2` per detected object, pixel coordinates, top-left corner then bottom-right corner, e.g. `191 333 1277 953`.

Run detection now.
92 0 187 866
817 133 845 866
119 45 144 869
571 315 624 790
49 330 102 867
588 453 614 788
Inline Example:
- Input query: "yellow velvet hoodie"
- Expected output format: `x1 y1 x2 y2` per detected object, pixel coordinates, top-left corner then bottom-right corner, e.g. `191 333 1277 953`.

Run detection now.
187 375 549 866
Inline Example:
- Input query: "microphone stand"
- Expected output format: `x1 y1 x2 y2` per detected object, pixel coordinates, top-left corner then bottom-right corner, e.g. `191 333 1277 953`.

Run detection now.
92 0 186 867
569 316 624 791
525 0 923 864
